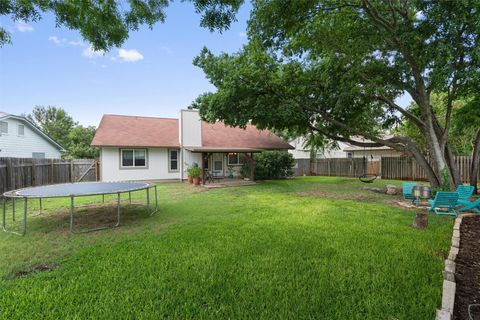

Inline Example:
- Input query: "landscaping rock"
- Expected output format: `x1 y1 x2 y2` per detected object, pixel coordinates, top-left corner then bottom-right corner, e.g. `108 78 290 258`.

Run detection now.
384 184 398 195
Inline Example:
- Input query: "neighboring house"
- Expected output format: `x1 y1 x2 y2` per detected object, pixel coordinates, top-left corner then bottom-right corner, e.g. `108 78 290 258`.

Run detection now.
0 112 65 158
91 109 293 182
289 135 402 160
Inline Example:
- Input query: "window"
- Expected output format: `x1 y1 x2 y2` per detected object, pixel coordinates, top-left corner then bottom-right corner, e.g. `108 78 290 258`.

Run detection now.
32 152 45 159
169 149 179 172
347 152 353 159
227 153 245 165
18 124 24 136
0 121 8 134
121 149 147 168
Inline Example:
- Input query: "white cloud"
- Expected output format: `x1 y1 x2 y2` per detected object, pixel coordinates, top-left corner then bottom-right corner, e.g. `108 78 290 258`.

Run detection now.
117 48 144 62
160 46 174 55
68 40 84 46
49 36 85 47
15 21 34 32
48 36 62 45
238 32 247 38
82 46 105 58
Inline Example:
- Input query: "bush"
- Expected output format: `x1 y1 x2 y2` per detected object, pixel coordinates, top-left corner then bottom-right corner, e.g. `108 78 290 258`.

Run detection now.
245 151 295 180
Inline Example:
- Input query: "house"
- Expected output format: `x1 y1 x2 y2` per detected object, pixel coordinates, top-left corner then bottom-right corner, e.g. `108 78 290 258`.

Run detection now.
0 112 65 158
91 109 293 182
289 136 402 160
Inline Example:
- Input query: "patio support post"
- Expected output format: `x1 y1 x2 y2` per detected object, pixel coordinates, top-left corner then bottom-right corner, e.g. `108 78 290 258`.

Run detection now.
202 153 206 185
249 153 254 181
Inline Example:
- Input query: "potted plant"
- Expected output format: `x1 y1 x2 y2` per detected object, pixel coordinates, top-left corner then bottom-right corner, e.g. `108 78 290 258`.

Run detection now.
187 163 199 184
189 165 202 185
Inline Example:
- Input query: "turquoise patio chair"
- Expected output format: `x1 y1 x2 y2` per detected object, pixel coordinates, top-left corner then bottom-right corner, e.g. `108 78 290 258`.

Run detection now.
402 182 417 200
428 192 459 216
456 185 475 206
459 198 480 214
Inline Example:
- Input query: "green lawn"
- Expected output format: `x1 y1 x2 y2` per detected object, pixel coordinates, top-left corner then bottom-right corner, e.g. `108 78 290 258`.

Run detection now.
0 177 453 319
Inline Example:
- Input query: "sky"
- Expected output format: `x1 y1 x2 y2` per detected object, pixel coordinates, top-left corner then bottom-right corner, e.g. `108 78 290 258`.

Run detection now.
0 2 251 126
0 2 412 128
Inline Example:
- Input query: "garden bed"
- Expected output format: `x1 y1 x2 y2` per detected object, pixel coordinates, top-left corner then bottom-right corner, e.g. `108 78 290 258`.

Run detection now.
454 215 480 320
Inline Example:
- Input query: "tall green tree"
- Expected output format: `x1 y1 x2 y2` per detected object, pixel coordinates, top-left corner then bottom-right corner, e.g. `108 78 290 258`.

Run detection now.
193 0 480 188
27 105 76 148
66 125 99 159
0 0 242 50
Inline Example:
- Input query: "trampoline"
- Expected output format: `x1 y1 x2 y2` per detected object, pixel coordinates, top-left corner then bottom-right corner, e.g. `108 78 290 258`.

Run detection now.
2 181 158 236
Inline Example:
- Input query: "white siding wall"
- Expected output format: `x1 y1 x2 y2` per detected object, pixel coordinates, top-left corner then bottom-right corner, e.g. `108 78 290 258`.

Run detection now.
347 149 402 160
0 118 62 158
182 149 202 179
100 147 180 181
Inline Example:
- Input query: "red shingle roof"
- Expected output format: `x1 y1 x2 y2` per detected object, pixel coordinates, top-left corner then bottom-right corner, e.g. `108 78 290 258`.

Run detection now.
201 122 292 150
92 114 292 150
91 115 179 148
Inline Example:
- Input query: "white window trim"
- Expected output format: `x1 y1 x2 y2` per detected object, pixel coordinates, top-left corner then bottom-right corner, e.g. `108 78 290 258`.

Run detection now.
120 148 148 169
168 149 179 172
227 153 242 166
17 124 25 136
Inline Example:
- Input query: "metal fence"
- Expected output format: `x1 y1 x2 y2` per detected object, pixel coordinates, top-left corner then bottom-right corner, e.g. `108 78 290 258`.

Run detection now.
0 157 98 194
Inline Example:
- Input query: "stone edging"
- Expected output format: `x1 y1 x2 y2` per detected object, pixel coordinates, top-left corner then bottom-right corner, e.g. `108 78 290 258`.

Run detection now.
436 214 476 320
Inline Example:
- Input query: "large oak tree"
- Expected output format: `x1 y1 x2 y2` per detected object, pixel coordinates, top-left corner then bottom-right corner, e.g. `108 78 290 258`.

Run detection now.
193 0 480 188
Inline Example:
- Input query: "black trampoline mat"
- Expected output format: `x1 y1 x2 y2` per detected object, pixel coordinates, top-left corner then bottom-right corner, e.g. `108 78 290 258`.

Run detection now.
4 182 151 198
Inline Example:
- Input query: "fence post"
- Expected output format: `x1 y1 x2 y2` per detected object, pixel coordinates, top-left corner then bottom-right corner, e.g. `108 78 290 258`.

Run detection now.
50 159 54 184
31 159 37 186
70 160 74 183
5 158 12 191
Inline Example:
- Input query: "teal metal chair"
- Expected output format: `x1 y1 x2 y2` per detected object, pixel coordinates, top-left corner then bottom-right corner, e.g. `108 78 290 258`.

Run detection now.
428 192 459 216
402 182 417 200
456 185 475 206
459 198 480 213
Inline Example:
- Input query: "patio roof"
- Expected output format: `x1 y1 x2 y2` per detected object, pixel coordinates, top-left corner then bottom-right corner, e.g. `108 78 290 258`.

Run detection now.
185 147 263 153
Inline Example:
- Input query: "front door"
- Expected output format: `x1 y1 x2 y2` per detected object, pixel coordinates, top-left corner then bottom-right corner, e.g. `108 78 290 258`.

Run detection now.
211 153 224 177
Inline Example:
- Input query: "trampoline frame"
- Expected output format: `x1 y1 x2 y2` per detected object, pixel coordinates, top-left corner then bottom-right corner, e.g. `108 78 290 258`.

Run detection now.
2 182 158 236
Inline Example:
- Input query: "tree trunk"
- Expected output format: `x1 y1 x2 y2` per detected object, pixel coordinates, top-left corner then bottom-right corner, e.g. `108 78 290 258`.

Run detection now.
470 128 480 194
445 145 462 186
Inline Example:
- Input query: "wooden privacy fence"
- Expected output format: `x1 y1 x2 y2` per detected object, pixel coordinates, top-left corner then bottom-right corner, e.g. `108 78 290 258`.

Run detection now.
303 156 478 182
310 158 369 177
381 156 478 182
0 158 98 194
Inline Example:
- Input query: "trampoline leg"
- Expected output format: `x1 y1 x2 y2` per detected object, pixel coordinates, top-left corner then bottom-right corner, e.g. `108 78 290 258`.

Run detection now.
39 198 42 214
146 188 150 209
12 198 15 222
116 193 121 227
2 198 5 230
155 185 158 209
128 192 131 204
22 198 27 236
102 194 105 204
70 196 74 233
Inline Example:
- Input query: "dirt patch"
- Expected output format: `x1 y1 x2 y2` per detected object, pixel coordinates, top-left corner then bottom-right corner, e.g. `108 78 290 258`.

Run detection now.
12 263 56 278
37 203 151 234
454 215 480 320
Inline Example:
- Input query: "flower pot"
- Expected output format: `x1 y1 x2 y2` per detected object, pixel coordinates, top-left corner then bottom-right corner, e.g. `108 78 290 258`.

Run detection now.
193 177 200 185
188 176 193 183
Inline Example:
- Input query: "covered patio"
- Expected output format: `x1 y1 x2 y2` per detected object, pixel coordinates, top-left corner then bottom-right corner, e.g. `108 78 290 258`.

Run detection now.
184 147 261 185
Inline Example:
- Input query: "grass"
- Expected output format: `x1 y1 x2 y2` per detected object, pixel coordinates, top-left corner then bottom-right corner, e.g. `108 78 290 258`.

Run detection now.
0 177 453 319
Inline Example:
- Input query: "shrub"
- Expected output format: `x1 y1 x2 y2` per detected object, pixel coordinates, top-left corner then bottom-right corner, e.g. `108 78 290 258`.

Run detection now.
245 151 295 180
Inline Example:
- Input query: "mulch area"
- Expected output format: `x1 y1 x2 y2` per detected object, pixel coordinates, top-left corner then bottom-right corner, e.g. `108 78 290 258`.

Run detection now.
454 215 480 320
